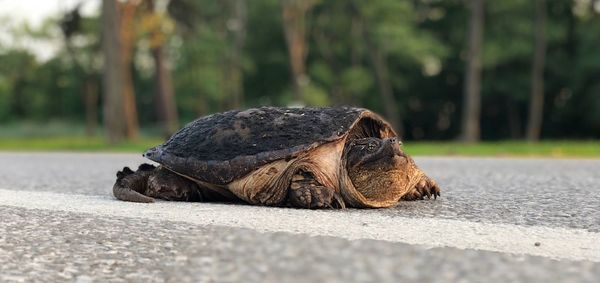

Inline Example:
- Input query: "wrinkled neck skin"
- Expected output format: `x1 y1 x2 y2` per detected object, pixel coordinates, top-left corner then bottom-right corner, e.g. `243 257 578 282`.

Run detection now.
339 147 425 208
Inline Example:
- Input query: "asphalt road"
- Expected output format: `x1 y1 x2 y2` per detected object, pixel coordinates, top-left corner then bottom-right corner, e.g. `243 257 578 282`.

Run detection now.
1 152 599 282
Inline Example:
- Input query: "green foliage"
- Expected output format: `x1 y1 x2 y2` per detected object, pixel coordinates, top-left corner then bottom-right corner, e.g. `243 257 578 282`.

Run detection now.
340 67 373 98
303 83 330 106
0 0 599 141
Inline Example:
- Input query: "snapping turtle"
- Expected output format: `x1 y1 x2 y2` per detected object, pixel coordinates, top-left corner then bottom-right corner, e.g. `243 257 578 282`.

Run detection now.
113 107 440 208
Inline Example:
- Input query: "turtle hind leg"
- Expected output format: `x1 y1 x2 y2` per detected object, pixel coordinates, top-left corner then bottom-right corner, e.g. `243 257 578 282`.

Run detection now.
113 163 156 203
146 167 202 201
286 171 345 209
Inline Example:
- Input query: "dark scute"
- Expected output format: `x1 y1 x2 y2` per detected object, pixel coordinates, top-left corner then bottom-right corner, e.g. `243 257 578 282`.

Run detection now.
145 106 368 184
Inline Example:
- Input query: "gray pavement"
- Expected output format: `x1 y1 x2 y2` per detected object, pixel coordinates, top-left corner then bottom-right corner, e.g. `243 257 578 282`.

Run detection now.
1 151 599 282
2 206 599 283
2 152 599 230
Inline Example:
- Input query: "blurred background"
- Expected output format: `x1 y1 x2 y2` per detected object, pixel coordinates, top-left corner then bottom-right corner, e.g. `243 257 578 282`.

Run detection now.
0 0 598 155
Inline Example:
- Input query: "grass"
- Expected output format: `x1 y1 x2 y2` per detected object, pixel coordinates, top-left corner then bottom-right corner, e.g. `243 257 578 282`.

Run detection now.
0 136 164 152
403 141 600 158
0 136 598 158
0 122 163 152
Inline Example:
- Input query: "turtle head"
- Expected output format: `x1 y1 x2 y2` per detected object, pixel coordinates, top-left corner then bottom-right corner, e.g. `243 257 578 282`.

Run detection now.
344 137 425 207
346 137 405 170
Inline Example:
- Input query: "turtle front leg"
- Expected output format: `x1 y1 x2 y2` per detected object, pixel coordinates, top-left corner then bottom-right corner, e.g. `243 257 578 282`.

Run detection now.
113 164 157 203
113 164 202 203
401 175 441 201
286 171 345 209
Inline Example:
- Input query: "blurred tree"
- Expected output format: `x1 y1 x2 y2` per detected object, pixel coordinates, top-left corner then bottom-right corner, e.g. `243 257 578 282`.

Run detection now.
477 0 533 139
310 1 370 106
118 0 140 139
243 0 291 106
139 0 179 136
1 0 599 140
526 0 546 141
310 0 447 137
280 0 317 104
101 0 139 142
167 0 249 115
562 0 600 138
0 17 93 124
222 0 247 109
350 0 402 135
61 5 100 136
460 0 485 142
0 50 39 120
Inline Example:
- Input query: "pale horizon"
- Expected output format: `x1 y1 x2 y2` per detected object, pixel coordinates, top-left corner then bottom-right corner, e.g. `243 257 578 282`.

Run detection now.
0 0 100 60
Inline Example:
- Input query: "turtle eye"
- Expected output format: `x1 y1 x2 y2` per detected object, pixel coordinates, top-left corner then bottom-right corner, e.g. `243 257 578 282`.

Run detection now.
367 142 376 151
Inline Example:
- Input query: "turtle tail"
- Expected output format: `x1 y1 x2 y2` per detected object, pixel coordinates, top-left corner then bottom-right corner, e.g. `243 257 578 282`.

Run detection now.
113 164 156 203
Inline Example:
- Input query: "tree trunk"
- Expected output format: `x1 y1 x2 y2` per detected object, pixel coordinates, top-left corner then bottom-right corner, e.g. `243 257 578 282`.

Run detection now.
151 46 179 137
460 0 485 143
506 98 521 139
118 1 139 140
64 44 98 137
102 0 128 143
146 0 180 137
526 0 546 142
281 0 314 104
224 0 247 109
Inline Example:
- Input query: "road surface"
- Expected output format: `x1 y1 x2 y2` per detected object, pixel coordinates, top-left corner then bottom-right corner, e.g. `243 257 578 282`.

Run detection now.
0 152 599 282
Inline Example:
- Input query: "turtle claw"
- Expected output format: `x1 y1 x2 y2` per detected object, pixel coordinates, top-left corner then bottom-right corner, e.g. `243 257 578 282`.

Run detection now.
401 176 441 201
331 191 346 209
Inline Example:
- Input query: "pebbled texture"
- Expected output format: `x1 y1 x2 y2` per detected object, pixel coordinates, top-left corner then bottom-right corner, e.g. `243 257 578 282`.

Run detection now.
2 206 599 282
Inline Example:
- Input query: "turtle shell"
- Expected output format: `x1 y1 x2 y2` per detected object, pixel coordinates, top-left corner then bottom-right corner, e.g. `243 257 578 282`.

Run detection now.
144 106 396 185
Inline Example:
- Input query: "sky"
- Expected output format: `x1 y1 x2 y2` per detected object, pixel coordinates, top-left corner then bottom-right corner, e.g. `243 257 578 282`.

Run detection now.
0 0 100 60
